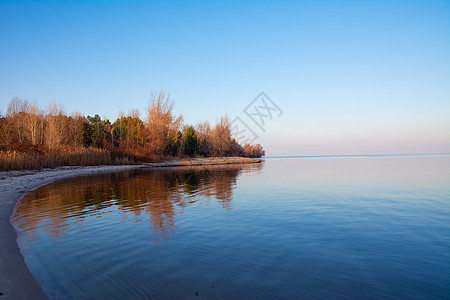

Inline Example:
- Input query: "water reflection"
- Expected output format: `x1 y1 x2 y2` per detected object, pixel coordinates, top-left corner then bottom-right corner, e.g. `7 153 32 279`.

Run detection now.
13 163 263 243
11 156 450 299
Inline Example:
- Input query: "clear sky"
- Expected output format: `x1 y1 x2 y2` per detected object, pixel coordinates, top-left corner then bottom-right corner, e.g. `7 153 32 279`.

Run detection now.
1 0 449 156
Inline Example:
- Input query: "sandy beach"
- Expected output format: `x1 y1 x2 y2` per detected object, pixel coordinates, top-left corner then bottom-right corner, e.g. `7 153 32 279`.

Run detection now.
0 157 260 299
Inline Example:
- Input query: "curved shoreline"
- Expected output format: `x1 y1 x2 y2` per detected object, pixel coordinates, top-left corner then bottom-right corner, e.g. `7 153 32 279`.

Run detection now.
0 165 145 299
0 157 261 299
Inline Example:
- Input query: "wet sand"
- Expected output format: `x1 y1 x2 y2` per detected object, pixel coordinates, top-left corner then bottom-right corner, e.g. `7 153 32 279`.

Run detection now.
0 157 260 299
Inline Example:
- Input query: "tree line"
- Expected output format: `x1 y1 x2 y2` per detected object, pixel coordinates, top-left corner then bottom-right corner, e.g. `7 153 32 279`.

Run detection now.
0 90 264 169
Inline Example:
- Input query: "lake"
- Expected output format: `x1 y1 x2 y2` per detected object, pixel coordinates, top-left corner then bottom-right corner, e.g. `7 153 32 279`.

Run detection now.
12 155 450 299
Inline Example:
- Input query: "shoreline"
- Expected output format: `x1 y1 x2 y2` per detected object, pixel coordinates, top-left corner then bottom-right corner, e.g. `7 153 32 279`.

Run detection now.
146 156 261 167
0 157 261 299
0 165 144 299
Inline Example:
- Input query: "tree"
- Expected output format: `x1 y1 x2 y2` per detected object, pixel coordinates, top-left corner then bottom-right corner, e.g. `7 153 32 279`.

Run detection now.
45 103 67 148
0 114 8 145
196 121 212 156
229 138 243 156
87 114 112 148
81 117 94 147
25 101 44 145
112 110 145 152
7 97 29 143
242 143 265 158
145 90 183 156
1 93 266 168
182 126 197 156
67 112 84 147
210 115 232 156
128 109 145 150
166 130 182 157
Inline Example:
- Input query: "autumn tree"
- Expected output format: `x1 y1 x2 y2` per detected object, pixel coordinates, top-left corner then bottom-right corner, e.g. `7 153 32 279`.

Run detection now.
7 97 29 143
210 115 232 156
196 121 212 156
145 90 183 156
25 101 44 145
45 103 66 148
242 143 265 158
1 92 266 169
229 138 243 156
66 112 84 147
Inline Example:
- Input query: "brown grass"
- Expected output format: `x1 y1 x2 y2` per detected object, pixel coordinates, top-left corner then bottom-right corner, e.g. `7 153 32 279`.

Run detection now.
0 147 137 171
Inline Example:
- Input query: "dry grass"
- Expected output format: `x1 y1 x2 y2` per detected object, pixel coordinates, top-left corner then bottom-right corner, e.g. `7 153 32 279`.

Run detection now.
0 143 251 171
0 147 137 171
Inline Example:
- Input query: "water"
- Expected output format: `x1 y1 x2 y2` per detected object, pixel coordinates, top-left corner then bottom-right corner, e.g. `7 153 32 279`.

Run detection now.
12 156 450 299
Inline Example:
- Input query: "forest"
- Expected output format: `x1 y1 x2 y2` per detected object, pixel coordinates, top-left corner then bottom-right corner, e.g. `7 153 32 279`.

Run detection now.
0 90 265 170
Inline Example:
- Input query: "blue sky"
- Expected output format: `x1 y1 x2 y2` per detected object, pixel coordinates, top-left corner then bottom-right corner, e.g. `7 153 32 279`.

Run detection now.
1 0 449 156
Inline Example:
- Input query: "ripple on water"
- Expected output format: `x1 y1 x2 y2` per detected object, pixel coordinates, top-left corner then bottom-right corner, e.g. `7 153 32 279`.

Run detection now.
11 157 450 299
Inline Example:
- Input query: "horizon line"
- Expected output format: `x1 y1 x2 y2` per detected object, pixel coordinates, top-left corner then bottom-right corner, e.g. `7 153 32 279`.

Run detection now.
264 153 450 159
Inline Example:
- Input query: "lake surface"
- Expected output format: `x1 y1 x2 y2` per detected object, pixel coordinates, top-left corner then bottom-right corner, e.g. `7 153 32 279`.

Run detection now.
12 156 450 299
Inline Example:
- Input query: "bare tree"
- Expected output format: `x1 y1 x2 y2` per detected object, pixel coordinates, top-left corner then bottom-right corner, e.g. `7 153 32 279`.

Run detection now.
117 110 125 148
242 143 265 158
7 97 29 143
196 120 212 156
45 103 65 148
210 115 232 156
25 101 44 145
67 111 83 147
145 90 183 156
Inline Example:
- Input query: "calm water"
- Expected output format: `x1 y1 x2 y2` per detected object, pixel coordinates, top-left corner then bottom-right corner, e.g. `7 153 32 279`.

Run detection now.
12 156 450 299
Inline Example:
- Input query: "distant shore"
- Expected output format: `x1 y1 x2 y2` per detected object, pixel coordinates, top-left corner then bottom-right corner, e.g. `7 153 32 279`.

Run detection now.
146 156 261 167
0 157 260 299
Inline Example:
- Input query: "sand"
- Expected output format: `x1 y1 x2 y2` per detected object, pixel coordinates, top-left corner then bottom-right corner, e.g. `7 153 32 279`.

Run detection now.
147 156 261 167
0 157 261 299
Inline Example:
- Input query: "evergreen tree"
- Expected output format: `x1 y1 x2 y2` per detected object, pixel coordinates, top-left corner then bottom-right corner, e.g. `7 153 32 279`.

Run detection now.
182 126 197 156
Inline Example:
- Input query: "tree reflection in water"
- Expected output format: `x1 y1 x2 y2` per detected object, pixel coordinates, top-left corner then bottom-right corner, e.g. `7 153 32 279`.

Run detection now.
13 163 263 243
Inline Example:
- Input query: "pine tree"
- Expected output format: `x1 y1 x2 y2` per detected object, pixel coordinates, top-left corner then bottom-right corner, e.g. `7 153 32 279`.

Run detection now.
182 126 197 156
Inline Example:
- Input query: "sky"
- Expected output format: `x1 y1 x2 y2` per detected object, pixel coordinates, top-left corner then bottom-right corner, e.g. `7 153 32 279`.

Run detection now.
1 0 449 156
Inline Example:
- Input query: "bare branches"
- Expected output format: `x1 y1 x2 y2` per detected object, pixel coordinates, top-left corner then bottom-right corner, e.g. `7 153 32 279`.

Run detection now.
210 115 232 157
26 101 44 145
146 89 183 156
1 92 265 170
45 103 66 148
7 97 29 143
